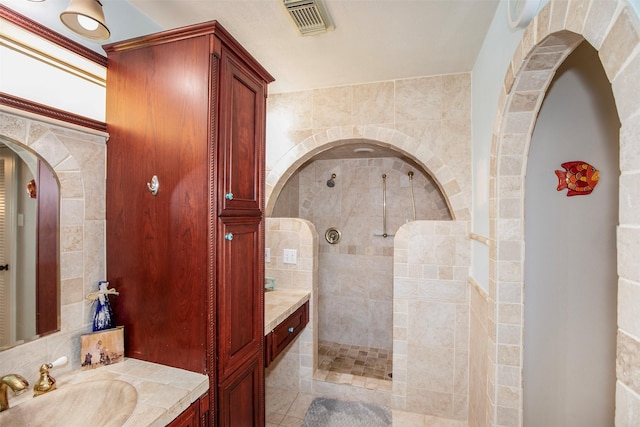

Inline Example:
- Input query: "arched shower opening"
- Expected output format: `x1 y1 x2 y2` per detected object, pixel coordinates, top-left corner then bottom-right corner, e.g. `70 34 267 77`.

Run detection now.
270 139 452 384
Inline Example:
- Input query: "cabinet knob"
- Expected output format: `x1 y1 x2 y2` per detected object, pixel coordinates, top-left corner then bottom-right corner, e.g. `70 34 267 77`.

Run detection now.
225 233 234 241
225 192 234 200
288 327 294 333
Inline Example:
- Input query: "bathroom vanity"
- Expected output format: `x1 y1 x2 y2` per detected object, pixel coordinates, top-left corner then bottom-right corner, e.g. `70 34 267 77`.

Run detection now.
104 21 273 427
264 289 310 367
0 358 208 426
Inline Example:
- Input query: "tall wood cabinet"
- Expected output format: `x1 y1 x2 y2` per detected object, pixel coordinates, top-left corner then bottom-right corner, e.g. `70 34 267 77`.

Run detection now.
104 22 273 426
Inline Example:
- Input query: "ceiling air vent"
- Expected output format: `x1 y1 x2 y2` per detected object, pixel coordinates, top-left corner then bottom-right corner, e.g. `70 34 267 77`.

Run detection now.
283 0 334 36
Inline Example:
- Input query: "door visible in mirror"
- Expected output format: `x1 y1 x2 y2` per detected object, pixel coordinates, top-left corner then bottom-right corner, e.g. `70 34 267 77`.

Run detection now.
0 140 59 349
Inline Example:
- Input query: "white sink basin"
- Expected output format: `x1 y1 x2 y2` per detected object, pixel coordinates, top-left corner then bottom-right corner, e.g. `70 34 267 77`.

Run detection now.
0 379 137 426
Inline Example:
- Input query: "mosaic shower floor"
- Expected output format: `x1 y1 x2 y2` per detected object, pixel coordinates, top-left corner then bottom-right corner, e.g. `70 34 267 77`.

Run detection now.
315 341 393 387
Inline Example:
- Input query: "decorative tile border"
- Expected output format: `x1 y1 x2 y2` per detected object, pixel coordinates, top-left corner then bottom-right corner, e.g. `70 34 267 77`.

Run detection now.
490 1 640 425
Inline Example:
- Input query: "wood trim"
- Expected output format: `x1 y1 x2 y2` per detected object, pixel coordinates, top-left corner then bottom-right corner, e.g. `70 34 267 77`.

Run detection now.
207 51 220 427
0 4 107 67
103 20 274 84
0 93 107 133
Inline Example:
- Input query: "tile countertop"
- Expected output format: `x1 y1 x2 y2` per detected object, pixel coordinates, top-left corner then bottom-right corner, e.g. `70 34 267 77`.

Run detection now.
8 358 208 427
264 288 311 336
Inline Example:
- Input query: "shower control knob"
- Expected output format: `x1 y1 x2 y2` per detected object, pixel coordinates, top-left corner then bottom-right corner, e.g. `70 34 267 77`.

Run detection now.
225 233 233 241
225 192 234 200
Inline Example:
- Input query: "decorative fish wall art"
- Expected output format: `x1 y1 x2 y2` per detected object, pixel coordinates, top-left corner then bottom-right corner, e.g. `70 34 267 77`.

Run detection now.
555 161 600 196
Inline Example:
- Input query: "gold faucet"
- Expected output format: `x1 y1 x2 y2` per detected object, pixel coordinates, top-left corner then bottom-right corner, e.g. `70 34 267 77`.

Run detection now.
0 374 29 412
33 356 67 397
33 364 56 397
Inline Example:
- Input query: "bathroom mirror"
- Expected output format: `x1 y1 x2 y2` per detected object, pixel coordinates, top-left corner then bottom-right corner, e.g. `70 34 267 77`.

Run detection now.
0 137 60 350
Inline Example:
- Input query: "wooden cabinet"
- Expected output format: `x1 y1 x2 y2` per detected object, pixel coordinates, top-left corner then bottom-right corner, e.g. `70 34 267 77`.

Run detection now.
104 21 273 427
168 393 210 427
217 217 263 379
265 302 309 367
217 48 266 217
218 353 264 427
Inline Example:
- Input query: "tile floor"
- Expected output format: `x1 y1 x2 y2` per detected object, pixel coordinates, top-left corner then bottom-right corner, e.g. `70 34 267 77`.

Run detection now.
266 387 468 427
266 341 467 426
318 341 393 380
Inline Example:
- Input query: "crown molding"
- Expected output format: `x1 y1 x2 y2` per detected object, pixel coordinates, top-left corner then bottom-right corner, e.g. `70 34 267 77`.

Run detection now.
0 4 107 67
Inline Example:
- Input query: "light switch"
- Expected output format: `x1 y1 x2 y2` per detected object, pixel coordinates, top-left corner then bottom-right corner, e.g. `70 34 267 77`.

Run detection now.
283 249 297 264
265 248 271 263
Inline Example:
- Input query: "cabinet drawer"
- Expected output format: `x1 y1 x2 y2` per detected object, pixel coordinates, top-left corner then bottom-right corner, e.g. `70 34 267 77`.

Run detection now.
265 301 309 367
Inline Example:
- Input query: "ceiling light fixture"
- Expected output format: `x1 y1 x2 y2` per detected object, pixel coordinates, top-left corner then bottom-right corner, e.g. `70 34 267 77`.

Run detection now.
354 147 374 153
60 0 110 40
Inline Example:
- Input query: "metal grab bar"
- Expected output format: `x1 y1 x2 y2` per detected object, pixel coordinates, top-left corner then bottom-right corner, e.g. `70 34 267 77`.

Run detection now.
374 174 394 238
382 174 388 237
408 171 416 221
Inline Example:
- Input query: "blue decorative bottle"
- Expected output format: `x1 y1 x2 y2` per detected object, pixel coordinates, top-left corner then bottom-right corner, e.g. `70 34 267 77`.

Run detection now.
92 281 115 331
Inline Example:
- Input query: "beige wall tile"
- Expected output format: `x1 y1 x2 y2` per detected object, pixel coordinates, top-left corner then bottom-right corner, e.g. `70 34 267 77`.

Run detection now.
617 330 640 395
620 173 640 225
615 381 640 427
618 279 640 339
620 112 640 173
312 86 352 129
443 73 472 120
395 76 443 122
611 51 640 122
618 227 640 283
550 0 570 32
405 387 453 418
352 81 395 125
599 8 640 81
565 0 590 34
583 0 619 49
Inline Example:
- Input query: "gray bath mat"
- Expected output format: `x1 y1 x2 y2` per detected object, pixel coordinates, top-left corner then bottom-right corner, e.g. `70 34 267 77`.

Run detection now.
301 397 392 427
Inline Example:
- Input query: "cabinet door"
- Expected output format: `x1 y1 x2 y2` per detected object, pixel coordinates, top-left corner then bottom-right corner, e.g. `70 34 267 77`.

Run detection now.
106 35 211 373
218 353 264 427
217 217 264 379
217 47 266 216
168 401 199 427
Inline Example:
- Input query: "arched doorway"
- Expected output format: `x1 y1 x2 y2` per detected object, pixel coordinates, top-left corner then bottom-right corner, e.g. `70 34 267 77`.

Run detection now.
265 101 471 419
271 140 452 382
490 1 640 424
524 41 619 426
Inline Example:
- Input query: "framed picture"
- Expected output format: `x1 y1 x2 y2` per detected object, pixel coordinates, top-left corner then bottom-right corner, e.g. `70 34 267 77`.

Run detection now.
80 326 124 370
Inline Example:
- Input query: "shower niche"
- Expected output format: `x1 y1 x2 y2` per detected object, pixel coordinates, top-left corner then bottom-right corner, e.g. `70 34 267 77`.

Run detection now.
271 142 451 382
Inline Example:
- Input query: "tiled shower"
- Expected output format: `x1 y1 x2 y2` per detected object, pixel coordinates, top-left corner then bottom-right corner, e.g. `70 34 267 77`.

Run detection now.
273 154 451 381
265 73 473 418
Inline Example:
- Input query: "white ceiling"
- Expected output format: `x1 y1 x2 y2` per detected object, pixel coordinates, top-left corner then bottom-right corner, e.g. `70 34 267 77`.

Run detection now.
4 0 500 94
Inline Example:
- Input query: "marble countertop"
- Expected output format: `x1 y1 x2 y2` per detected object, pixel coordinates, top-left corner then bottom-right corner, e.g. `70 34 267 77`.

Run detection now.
8 358 208 427
5 291 309 425
264 288 311 335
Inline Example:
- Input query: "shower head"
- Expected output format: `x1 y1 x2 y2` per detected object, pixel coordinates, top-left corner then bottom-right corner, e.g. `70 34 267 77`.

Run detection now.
327 173 336 188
